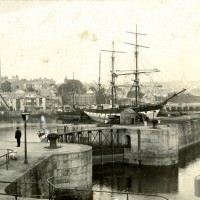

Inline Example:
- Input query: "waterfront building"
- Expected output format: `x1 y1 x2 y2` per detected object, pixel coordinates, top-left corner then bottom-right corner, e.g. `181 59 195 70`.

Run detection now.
46 96 61 109
63 90 96 107
5 90 46 111
27 78 57 95
75 90 96 106
164 102 200 112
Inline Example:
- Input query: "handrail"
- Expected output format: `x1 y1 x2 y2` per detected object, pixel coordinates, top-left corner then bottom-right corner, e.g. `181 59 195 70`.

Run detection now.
57 126 126 135
0 173 169 200
46 177 169 200
0 149 14 170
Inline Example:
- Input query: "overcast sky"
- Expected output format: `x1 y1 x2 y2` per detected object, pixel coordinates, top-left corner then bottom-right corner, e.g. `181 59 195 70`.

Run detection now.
0 0 199 87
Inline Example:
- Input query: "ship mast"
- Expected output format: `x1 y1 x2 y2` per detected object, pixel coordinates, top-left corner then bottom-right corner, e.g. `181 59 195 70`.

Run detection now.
98 53 101 104
101 42 125 108
125 26 149 107
72 71 75 108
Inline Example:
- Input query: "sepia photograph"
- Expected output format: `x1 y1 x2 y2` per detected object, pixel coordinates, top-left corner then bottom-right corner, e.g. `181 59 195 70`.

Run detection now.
0 0 200 199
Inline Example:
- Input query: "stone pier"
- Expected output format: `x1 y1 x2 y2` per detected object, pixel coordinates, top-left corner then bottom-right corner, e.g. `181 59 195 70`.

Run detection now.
3 143 92 199
115 125 178 166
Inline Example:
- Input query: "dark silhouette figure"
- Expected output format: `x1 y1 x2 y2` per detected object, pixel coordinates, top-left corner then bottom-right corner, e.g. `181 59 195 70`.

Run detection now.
15 127 21 147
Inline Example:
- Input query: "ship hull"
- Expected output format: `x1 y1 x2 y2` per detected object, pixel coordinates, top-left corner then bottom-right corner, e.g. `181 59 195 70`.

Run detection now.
57 109 89 120
84 107 160 122
84 110 120 122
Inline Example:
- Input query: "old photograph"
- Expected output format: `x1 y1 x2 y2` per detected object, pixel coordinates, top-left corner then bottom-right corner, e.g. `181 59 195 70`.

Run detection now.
0 1 200 199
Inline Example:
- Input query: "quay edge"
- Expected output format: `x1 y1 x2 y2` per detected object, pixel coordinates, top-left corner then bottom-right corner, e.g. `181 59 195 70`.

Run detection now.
3 143 92 199
113 115 200 166
2 115 200 198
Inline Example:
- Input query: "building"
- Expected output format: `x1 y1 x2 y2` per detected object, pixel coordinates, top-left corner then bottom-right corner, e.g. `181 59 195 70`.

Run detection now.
6 90 46 111
120 108 137 125
75 90 96 106
65 90 96 107
1 80 11 92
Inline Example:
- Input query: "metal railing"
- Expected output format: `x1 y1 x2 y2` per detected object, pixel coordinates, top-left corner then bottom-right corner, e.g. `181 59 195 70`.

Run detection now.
46 177 169 200
0 177 169 200
93 147 125 165
0 149 14 170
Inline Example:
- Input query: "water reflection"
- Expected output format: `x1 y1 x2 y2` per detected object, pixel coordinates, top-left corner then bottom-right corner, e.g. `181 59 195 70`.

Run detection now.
93 164 178 194
1 117 200 199
93 142 200 200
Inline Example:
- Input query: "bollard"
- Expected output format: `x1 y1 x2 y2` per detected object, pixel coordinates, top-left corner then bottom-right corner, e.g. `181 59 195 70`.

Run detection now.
152 119 158 129
47 133 60 148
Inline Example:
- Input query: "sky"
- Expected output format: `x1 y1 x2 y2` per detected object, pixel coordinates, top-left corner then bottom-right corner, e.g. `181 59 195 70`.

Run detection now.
0 0 200 86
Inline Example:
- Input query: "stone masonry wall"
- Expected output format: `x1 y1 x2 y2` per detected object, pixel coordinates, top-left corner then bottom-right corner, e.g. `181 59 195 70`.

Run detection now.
118 127 179 166
53 151 92 189
170 118 200 149
5 149 92 198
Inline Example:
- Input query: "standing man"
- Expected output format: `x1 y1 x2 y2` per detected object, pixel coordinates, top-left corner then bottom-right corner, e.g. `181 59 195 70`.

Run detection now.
15 127 21 147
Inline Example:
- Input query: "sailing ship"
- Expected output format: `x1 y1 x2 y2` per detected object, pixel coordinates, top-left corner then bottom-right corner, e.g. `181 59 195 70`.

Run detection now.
84 27 186 122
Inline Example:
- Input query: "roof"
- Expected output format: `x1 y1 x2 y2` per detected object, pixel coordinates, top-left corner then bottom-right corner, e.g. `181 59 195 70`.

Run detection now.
121 108 136 114
1 80 11 84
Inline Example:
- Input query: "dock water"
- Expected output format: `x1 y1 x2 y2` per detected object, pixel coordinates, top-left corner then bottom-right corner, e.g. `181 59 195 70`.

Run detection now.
1 115 200 199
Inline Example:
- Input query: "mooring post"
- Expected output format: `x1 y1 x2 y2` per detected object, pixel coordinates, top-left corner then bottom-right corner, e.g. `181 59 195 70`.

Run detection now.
152 119 158 129
47 133 59 148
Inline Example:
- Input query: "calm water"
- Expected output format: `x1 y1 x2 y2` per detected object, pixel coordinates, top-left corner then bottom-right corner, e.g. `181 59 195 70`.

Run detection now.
93 141 200 200
0 116 200 200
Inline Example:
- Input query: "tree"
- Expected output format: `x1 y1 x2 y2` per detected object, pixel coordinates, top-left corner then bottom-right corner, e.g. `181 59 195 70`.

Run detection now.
58 79 86 96
89 86 97 92
57 79 87 105
96 87 106 104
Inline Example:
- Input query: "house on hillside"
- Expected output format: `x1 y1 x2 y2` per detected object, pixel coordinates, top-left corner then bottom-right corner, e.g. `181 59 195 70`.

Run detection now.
1 80 11 92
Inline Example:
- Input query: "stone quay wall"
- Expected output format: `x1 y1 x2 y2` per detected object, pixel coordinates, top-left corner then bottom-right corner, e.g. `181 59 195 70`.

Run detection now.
116 126 178 166
168 118 200 149
116 117 200 166
5 149 92 198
